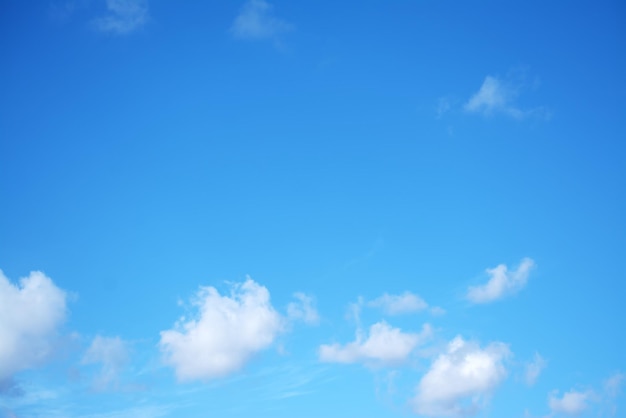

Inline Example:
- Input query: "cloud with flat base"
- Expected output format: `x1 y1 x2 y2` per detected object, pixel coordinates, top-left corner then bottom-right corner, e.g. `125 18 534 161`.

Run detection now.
159 277 284 381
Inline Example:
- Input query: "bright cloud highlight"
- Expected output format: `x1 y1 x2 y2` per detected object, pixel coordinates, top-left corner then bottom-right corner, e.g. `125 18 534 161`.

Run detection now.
466 258 535 304
0 270 67 381
319 322 432 366
159 277 283 381
412 336 511 417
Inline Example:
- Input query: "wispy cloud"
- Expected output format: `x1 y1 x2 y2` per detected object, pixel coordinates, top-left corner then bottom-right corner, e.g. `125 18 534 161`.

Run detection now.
82 336 130 391
367 292 428 315
92 0 149 35
159 277 284 382
411 336 511 417
524 352 547 386
466 257 535 304
231 0 293 42
0 270 68 382
463 75 548 120
319 322 432 367
287 292 320 325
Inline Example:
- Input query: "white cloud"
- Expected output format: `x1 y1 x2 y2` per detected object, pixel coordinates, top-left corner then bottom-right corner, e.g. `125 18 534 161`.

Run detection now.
319 322 432 367
231 0 293 41
82 336 129 390
0 270 67 381
92 0 149 34
548 390 591 415
464 75 526 118
466 258 535 304
412 336 511 417
368 292 428 315
524 352 547 386
159 277 283 381
287 292 320 325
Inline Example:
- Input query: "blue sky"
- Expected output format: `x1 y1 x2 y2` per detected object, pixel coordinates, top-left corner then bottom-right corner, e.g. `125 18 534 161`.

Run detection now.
0 0 624 417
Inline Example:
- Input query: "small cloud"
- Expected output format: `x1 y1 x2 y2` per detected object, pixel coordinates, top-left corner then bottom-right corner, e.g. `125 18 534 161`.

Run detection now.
82 335 129 391
436 97 452 118
231 0 293 42
524 352 547 386
319 322 432 367
464 75 548 120
368 292 428 315
466 258 535 304
604 372 624 398
92 0 149 35
159 277 284 382
0 269 68 382
548 389 592 415
411 336 511 417
429 306 446 316
0 377 24 398
287 292 320 325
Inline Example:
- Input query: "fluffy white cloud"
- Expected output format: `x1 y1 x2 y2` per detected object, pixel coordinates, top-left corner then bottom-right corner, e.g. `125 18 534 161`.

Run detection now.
368 292 428 315
0 270 67 381
548 390 591 415
92 0 149 34
159 277 283 381
412 336 511 417
231 0 293 41
82 336 129 390
287 292 320 325
524 352 547 386
466 258 535 304
319 322 432 366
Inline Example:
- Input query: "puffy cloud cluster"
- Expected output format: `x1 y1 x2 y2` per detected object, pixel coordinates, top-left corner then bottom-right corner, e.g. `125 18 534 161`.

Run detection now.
467 258 535 304
319 322 432 367
0 270 67 381
412 336 511 417
159 277 283 381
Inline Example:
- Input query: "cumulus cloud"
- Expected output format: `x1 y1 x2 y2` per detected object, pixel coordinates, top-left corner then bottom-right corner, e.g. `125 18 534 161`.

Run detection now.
412 336 511 417
524 352 547 386
0 270 67 381
466 258 535 304
287 292 320 325
82 336 129 390
368 292 428 315
159 277 283 381
548 390 591 415
92 0 149 34
231 0 293 41
319 322 432 367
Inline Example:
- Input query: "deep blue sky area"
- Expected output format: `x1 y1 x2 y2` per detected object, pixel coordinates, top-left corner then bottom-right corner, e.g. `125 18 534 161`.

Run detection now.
0 1 624 417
